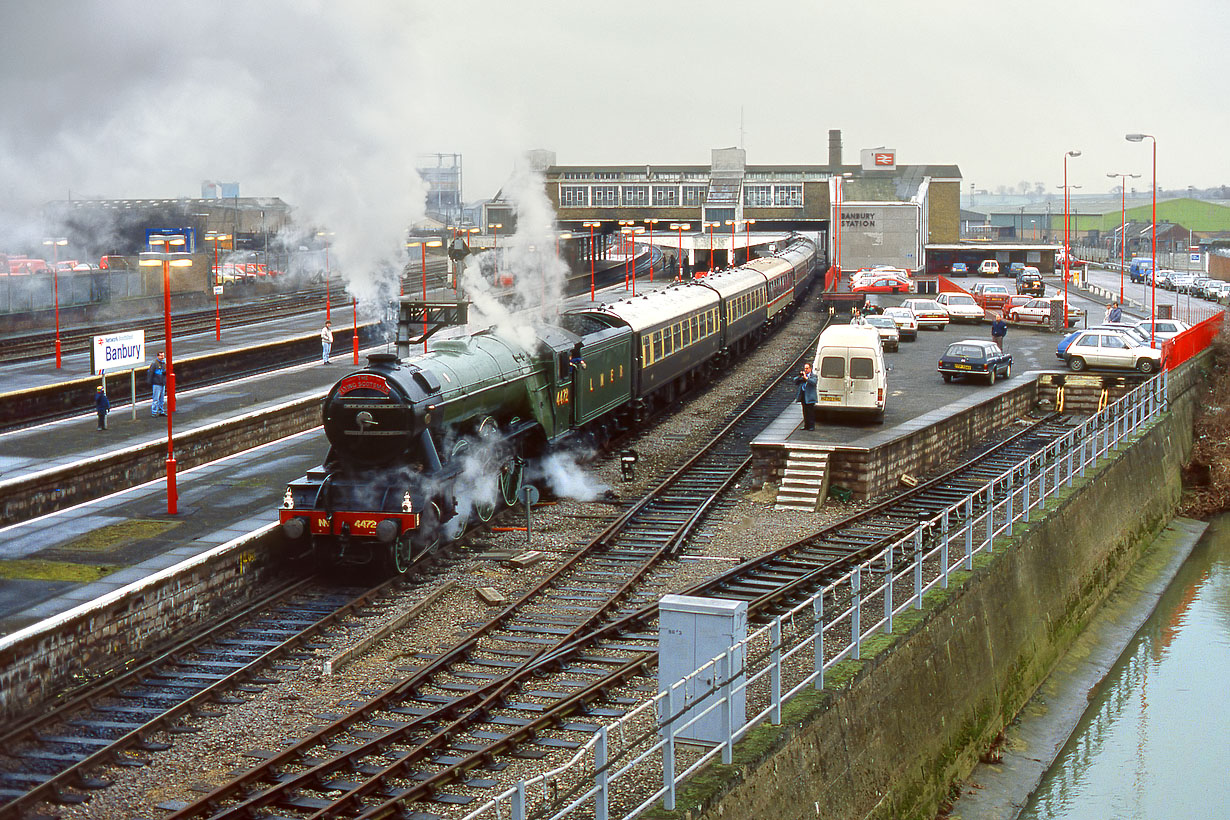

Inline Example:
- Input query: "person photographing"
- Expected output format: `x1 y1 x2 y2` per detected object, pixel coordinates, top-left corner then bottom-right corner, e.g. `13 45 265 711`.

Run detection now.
794 362 818 431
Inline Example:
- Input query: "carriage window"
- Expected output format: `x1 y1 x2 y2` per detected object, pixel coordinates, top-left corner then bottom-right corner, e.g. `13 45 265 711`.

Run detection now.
673 324 682 350
653 332 663 359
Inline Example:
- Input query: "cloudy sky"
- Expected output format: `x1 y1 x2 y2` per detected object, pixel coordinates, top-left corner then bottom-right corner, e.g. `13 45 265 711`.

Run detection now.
1 0 1226 265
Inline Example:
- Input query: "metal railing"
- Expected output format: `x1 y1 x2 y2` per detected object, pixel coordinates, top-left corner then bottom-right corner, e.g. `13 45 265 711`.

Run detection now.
461 372 1171 820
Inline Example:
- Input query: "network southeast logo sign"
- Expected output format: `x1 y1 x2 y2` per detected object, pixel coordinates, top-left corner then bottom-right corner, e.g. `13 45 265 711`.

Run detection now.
874 152 895 166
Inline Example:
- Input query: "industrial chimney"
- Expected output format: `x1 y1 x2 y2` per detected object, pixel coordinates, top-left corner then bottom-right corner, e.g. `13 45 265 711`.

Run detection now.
828 129 842 167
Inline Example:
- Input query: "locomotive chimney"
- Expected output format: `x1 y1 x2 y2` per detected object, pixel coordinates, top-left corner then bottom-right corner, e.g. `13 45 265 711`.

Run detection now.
829 129 842 167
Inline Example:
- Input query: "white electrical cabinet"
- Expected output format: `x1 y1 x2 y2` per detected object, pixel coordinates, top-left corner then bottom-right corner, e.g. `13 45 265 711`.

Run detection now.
657 594 747 745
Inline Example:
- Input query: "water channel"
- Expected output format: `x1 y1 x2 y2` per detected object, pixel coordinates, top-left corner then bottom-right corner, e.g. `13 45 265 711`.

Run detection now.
1018 513 1230 819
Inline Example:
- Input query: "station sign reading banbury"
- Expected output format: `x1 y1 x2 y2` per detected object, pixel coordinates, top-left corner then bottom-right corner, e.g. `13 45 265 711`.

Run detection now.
91 329 145 375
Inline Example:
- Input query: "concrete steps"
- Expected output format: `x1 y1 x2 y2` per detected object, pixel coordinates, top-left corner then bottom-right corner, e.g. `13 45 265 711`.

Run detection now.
775 446 833 512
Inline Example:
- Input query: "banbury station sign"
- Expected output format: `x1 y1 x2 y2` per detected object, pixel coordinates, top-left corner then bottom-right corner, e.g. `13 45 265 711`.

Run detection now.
91 329 145 376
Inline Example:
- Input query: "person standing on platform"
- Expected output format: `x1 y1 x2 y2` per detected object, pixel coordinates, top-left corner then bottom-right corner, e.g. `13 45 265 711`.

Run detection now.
320 320 333 364
794 362 818 431
148 351 167 416
991 315 1008 351
95 386 110 430
1106 301 1122 324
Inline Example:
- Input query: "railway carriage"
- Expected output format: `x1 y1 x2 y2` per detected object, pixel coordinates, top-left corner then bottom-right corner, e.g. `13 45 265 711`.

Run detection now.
697 267 769 356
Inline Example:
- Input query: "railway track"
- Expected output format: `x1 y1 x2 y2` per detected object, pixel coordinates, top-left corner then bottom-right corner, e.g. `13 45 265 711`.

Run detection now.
0 570 447 819
149 351 1077 819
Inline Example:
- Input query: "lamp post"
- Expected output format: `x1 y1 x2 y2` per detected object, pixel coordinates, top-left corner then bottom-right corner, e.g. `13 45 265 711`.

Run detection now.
407 239 443 353
644 218 659 281
1062 150 1081 324
618 220 636 290
703 221 720 273
583 221 601 300
744 218 757 261
204 232 231 340
725 219 739 266
833 173 852 279
1106 172 1140 303
1126 133 1157 346
670 223 690 279
621 226 644 296
316 231 335 321
488 223 503 284
139 236 191 515
42 237 67 368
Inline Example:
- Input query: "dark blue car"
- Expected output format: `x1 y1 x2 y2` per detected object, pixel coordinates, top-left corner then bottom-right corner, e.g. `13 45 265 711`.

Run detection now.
939 340 1012 384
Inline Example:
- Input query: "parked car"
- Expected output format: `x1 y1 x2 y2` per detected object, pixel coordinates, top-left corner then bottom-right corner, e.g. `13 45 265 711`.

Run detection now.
1006 297 1084 328
970 281 1013 311
1061 330 1162 373
1056 324 1153 360
881 307 919 341
850 271 913 294
1155 270 1178 290
950 262 969 276
1133 319 1190 342
977 259 1000 277
855 314 901 352
1015 268 1045 296
938 340 1013 384
934 292 985 323
1008 262 1025 279
901 298 950 330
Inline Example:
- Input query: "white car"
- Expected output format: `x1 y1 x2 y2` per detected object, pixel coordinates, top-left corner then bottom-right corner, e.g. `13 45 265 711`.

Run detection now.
1133 319 1190 342
881 306 919 341
854 314 901 351
1006 297 1084 328
901 298 950 330
1063 330 1162 374
934 292 985 323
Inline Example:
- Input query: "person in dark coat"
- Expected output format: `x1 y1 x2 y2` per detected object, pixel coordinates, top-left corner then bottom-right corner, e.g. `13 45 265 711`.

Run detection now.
991 316 1008 351
794 362 819 431
148 351 167 416
95 386 110 430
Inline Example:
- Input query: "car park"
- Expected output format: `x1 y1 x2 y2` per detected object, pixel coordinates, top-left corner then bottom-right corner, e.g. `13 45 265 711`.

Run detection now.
1015 268 1045 296
938 340 1012 384
970 281 1013 311
1006 297 1084 328
850 271 913 294
950 262 969 276
901 298 950 330
1060 330 1162 373
977 260 1000 277
1134 319 1190 342
881 306 919 341
934 292 984 323
855 314 901 351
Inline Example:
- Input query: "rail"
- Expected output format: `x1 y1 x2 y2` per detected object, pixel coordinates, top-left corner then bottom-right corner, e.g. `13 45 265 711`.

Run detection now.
462 370 1171 820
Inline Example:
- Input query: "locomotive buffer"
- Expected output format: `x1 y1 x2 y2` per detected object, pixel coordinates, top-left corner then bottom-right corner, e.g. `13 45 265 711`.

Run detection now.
396 298 469 358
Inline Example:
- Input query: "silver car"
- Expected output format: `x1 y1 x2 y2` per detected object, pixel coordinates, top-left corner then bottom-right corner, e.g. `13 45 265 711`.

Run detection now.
856 314 901 351
1064 330 1162 373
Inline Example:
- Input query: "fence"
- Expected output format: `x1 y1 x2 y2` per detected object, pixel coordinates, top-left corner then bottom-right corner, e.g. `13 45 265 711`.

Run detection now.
0 269 143 314
462 371 1174 820
1163 311 1225 370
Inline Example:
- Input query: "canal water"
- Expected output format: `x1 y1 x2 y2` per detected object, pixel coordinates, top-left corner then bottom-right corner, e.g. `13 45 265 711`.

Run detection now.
1018 513 1230 819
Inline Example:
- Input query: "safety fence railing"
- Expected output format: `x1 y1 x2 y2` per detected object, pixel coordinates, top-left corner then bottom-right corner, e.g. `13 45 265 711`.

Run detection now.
461 372 1172 820
1162 311 1224 369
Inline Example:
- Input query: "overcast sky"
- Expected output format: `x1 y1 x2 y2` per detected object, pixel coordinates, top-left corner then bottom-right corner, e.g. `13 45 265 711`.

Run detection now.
2 0 1226 267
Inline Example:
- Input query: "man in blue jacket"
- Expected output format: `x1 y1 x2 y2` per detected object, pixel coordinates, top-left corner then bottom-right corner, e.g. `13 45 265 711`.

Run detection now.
794 362 819 431
148 351 167 416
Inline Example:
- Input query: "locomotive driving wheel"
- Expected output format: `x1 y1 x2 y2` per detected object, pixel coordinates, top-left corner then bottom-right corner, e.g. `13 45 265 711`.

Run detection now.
500 455 524 506
391 533 414 575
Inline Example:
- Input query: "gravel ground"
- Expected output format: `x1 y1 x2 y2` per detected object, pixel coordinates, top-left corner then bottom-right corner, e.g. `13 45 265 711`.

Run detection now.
37 301 938 820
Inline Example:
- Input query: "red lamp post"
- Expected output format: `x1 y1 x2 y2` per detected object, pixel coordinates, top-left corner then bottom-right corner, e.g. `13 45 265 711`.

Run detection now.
583 222 601 300
204 232 231 340
316 231 334 321
621 226 644 296
670 223 690 279
407 239 443 353
140 236 191 515
703 221 719 273
1062 150 1082 325
618 220 636 290
42 237 67 368
1106 172 1140 304
744 218 756 261
1126 133 1157 346
644 218 659 282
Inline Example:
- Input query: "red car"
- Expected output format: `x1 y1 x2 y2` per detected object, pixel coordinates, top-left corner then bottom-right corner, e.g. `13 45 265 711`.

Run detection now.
851 273 912 294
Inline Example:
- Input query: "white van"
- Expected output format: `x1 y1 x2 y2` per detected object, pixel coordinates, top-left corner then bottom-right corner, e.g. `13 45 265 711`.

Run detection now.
978 259 1000 277
811 325 887 422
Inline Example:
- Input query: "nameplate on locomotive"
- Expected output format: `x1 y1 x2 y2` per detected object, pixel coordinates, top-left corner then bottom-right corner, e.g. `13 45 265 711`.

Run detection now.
337 374 391 396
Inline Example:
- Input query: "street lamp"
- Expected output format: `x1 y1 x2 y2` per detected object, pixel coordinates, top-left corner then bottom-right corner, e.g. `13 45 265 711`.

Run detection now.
204 231 231 340
487 223 503 284
725 219 740 266
1062 150 1081 325
407 239 444 353
670 223 690 279
42 237 67 368
703 221 720 273
644 218 659 281
621 226 644 296
1107 172 1141 303
744 218 757 261
1126 133 1157 346
583 221 602 300
618 220 636 290
833 172 852 280
139 236 192 515
316 230 335 321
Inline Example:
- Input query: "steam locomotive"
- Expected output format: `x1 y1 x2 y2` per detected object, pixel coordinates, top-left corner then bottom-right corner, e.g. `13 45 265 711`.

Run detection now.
279 235 819 572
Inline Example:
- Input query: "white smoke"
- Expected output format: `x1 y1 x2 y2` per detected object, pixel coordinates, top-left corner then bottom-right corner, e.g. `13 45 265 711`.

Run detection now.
529 450 609 502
